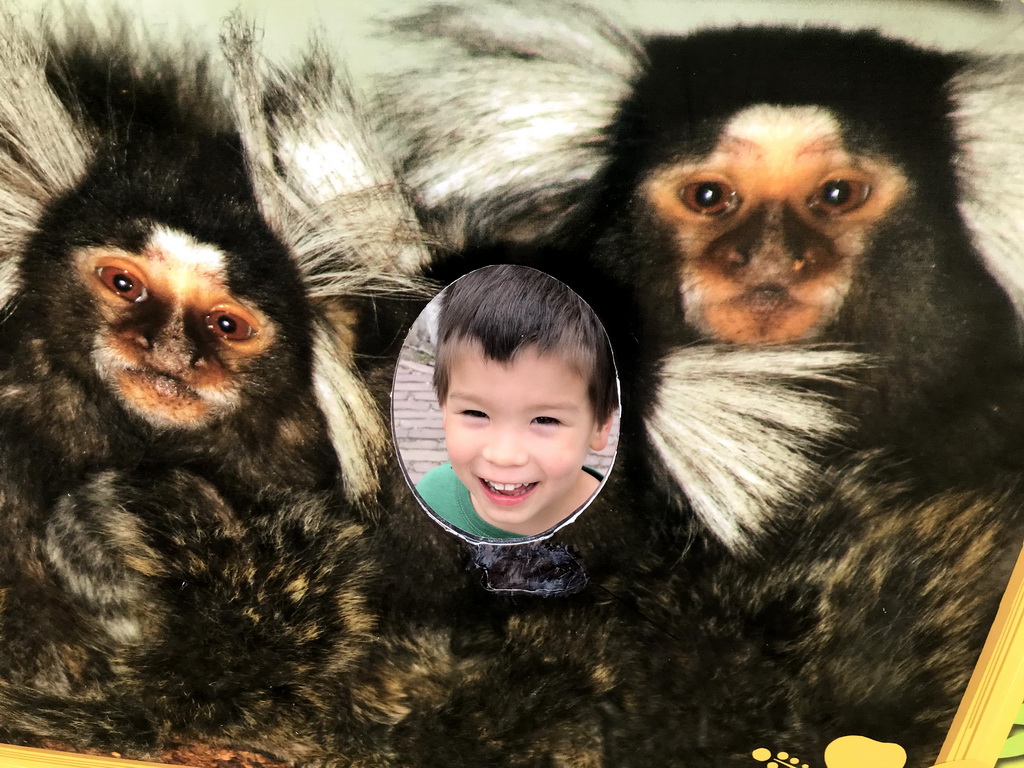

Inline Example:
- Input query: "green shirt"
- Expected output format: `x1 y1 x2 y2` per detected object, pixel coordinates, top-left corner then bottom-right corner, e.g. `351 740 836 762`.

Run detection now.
415 462 603 540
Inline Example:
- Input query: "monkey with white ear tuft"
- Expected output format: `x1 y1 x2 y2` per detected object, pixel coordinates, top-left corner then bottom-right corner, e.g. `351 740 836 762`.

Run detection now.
0 14 407 761
373 3 1024 766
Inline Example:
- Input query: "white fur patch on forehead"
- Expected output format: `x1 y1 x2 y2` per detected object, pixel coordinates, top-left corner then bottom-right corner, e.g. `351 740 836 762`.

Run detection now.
722 105 842 154
147 227 227 276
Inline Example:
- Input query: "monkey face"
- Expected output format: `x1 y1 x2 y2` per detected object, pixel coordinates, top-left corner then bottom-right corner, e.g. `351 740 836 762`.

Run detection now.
78 227 275 429
643 105 906 345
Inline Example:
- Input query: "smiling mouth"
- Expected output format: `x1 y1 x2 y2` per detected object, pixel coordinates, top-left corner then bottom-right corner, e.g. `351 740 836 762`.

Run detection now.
480 479 537 498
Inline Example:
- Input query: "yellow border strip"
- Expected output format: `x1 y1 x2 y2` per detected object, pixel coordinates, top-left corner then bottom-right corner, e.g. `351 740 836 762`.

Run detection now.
0 745 173 768
935 543 1024 767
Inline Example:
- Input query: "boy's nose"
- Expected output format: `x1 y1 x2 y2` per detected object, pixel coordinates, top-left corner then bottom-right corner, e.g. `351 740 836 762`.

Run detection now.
481 431 528 467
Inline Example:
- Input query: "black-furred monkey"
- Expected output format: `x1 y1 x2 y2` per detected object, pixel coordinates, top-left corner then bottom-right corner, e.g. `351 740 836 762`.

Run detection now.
374 3 1024 766
0 12 424 762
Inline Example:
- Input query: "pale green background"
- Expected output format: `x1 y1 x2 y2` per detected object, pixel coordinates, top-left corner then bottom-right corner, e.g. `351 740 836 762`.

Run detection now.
5 0 1024 88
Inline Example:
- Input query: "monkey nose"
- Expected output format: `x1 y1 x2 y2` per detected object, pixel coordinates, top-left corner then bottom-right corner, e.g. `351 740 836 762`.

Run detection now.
146 333 202 375
746 285 789 313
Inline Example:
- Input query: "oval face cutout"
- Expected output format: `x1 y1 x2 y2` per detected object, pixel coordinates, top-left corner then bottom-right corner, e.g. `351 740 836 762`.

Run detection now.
391 265 620 544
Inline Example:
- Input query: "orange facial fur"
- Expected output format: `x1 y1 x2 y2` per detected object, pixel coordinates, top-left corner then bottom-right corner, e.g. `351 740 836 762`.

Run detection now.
644 105 907 344
78 228 274 427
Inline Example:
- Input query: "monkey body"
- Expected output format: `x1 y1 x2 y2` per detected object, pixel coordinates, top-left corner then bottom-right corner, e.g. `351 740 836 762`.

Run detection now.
0 22 386 760
607 461 1023 768
376 7 1024 766
586 33 1024 762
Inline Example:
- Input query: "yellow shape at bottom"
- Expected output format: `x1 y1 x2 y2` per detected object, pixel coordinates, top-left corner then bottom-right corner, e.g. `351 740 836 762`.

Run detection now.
824 736 907 768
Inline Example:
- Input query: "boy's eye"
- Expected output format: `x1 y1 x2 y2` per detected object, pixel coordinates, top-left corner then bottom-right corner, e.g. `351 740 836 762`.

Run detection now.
461 410 488 419
533 416 561 426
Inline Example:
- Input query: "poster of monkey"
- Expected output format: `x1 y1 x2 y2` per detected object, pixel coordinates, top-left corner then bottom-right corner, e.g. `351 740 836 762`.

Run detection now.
0 1 1022 767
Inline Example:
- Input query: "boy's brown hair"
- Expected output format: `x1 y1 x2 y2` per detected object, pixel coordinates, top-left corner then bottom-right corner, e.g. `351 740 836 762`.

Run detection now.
432 265 618 422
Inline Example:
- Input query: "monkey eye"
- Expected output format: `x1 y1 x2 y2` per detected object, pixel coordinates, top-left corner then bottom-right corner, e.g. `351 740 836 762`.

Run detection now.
96 266 148 303
679 180 740 216
808 179 871 214
205 308 258 341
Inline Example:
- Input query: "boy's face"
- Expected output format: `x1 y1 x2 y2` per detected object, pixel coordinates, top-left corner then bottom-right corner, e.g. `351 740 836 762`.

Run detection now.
440 343 613 537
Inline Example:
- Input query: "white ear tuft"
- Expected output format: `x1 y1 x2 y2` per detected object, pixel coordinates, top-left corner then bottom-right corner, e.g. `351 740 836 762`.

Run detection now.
223 19 431 505
647 346 866 552
311 321 390 507
224 19 432 288
376 0 644 245
0 17 93 312
950 55 1024 325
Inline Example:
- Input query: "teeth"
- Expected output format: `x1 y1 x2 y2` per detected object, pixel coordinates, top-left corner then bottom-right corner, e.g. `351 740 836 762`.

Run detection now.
489 481 525 491
484 480 531 494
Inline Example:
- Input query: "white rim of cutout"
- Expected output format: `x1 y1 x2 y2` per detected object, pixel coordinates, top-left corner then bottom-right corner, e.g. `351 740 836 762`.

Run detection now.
389 264 622 546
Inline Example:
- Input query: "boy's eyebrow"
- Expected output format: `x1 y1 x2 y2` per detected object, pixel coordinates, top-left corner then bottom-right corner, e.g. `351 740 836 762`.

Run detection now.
530 401 584 413
446 391 484 403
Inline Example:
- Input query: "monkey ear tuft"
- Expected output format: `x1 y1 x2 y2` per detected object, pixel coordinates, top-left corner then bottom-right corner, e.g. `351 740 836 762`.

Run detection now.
0 9 226 316
0 15 94 313
222 18 433 288
646 346 867 553
374 0 645 249
223 19 433 507
950 54 1024 325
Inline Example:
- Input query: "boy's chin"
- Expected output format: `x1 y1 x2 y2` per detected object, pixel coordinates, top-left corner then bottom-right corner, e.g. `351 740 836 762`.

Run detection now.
475 490 582 538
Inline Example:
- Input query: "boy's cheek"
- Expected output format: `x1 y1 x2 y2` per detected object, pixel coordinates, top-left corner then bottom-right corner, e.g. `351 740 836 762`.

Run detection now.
540 446 587 480
444 428 480 473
